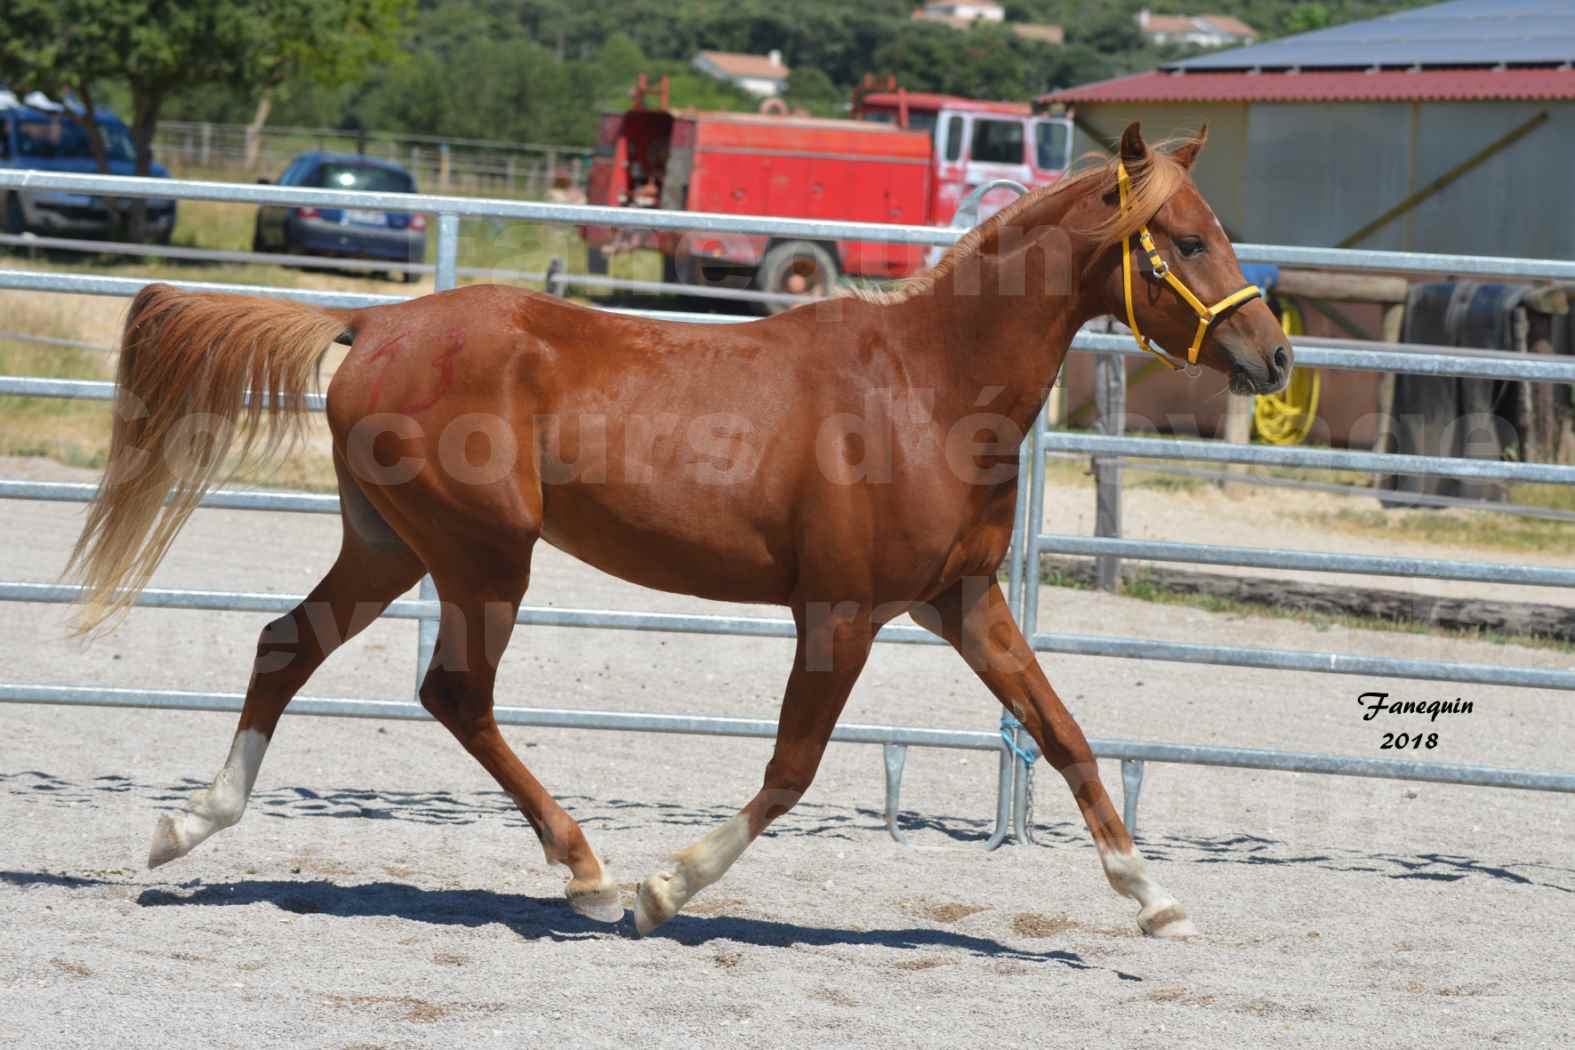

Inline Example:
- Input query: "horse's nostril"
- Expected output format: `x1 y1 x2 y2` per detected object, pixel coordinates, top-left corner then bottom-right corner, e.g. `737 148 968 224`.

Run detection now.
1272 345 1289 373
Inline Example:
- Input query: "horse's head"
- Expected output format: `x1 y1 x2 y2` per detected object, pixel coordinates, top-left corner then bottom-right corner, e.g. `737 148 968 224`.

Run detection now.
1093 123 1291 395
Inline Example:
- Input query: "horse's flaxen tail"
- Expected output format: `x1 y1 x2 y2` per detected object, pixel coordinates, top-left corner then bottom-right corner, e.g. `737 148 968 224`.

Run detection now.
65 283 354 634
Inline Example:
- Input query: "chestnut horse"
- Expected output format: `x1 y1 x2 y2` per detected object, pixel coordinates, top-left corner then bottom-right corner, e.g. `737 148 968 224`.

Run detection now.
67 124 1289 938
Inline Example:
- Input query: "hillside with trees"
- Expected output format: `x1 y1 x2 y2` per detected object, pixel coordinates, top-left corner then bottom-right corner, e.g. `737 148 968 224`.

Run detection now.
148 0 1434 145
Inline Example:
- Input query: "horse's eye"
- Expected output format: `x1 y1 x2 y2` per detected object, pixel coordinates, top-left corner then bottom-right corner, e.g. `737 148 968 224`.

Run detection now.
1177 236 1206 258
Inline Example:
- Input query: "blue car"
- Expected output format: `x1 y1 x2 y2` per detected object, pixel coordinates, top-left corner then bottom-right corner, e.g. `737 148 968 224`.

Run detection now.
0 95 177 242
253 152 427 281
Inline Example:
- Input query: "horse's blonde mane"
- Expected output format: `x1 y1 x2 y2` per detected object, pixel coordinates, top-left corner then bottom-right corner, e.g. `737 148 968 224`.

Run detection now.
848 135 1200 306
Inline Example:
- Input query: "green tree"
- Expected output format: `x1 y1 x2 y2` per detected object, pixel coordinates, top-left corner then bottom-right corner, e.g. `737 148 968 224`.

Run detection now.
1280 3 1334 34
0 0 411 238
783 67 843 116
1067 9 1145 53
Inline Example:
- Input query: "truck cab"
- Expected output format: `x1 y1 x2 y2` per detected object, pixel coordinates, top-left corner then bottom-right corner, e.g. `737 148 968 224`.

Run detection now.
855 90 1073 227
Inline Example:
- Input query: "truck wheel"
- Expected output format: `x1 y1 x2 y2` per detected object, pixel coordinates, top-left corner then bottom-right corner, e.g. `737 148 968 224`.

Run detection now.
3 194 25 236
756 241 837 314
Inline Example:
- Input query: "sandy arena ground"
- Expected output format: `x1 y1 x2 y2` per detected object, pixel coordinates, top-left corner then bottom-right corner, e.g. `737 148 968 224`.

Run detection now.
1 456 1572 1049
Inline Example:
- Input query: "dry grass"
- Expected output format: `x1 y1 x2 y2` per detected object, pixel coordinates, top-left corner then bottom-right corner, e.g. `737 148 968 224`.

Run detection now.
1302 503 1575 555
1107 568 1575 654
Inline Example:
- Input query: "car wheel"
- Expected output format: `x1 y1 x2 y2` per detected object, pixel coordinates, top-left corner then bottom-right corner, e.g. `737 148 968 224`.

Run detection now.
401 269 420 284
3 194 26 236
251 222 267 254
755 240 837 315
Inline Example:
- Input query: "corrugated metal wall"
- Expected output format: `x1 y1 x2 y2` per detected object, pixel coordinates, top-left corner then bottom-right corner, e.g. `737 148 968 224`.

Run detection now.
1070 100 1575 258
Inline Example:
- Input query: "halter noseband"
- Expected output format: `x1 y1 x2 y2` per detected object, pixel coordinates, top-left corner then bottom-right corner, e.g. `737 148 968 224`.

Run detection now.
1117 160 1262 370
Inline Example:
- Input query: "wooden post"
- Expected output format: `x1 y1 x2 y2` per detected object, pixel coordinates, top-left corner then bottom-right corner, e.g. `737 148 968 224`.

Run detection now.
506 155 516 194
1373 301 1407 463
200 122 212 167
1093 354 1126 592
1047 358 1069 428
1221 392 1253 495
544 256 567 297
439 144 451 192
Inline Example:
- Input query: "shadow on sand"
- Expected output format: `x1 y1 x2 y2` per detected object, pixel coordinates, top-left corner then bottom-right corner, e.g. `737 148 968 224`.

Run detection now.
0 869 1130 978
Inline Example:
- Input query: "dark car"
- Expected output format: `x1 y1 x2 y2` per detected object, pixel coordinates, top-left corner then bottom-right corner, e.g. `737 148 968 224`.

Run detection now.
0 95 177 242
253 152 427 281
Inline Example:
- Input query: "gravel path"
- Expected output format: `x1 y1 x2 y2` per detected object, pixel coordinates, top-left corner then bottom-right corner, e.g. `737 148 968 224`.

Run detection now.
1 457 1571 1049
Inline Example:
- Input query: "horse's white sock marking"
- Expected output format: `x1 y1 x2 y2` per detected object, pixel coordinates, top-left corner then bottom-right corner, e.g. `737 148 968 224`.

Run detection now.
1101 849 1199 939
147 729 268 868
635 812 752 935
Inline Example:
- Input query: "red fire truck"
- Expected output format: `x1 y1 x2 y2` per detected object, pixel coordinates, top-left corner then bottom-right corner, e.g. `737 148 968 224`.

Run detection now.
581 76 1073 306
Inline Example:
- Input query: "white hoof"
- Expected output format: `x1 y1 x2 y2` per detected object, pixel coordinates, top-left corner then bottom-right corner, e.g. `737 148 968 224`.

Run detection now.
566 879 624 924
147 814 191 869
634 868 683 936
1138 901 1199 940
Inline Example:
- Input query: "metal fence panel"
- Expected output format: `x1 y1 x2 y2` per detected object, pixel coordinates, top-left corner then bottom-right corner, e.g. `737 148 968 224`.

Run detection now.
2 168 1570 849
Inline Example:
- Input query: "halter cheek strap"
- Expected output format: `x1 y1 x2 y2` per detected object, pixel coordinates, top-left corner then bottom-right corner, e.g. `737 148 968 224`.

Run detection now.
1117 161 1262 369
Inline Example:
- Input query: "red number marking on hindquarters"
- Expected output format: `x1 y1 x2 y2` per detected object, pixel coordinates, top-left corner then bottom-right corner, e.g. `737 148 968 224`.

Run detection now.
399 329 466 415
364 334 407 414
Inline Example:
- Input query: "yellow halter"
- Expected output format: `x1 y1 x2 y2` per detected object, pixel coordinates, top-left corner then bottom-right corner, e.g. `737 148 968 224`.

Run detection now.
1117 160 1262 369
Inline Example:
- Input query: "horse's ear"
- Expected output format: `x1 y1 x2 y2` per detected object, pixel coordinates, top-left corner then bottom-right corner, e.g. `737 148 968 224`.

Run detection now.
1118 122 1148 165
1172 125 1209 170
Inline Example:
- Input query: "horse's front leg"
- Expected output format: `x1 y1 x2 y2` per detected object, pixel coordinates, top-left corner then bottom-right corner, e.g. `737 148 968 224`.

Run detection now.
919 576 1198 939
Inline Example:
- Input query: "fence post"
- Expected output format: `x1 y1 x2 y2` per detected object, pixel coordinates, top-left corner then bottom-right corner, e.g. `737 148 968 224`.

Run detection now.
439 144 451 192
200 122 212 167
1121 758 1146 836
1093 354 1126 591
413 211 462 696
1222 392 1253 495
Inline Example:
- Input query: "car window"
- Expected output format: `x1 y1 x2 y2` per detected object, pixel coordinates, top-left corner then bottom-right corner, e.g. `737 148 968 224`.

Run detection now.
969 119 1025 165
0 121 10 160
13 116 136 162
1034 120 1070 171
943 115 965 163
312 162 415 193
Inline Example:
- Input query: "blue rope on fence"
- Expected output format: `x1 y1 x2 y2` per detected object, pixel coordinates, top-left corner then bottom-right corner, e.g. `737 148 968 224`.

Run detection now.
1000 722 1040 767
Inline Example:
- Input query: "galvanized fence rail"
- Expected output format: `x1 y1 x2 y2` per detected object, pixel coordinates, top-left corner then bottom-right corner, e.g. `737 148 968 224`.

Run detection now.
1 170 1571 849
0 232 816 308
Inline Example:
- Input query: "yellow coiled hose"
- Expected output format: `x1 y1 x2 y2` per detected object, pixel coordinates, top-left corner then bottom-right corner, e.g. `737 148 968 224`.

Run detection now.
1252 302 1319 445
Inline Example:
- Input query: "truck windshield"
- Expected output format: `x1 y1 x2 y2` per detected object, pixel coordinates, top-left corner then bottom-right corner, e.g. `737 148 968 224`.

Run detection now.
14 116 136 162
970 119 1025 165
1035 120 1071 171
860 109 939 134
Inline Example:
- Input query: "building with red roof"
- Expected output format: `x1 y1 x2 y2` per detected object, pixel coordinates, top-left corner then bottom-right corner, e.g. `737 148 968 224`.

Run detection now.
1038 0 1575 261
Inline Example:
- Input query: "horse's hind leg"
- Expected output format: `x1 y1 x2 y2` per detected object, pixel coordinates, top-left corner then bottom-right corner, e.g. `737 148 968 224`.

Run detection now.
418 564 621 923
919 577 1197 939
148 463 425 867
